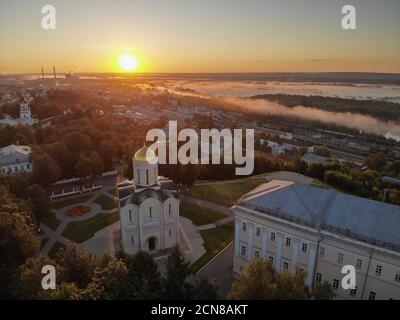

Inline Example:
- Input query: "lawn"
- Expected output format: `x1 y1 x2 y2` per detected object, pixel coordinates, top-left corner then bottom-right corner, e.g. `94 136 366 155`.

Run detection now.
188 174 268 206
48 241 66 258
94 194 118 210
62 210 119 243
180 202 227 226
52 193 94 210
191 221 234 273
39 212 61 230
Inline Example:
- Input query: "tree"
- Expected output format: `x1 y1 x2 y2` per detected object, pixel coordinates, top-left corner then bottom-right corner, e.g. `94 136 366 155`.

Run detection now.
311 281 335 300
180 164 198 189
314 146 331 157
78 259 131 300
163 245 193 299
31 152 61 190
0 210 41 298
12 255 62 299
54 244 97 289
122 251 162 299
229 258 309 300
40 282 80 300
75 151 104 188
30 184 51 224
43 142 75 178
229 258 276 300
365 152 386 171
99 139 117 171
190 278 219 300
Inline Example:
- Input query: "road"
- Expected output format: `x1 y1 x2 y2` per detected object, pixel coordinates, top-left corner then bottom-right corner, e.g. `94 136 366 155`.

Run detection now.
195 242 235 299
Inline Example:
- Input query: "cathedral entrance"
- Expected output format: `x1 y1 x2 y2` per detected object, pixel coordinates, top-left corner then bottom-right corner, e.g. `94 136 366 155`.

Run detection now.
148 237 157 251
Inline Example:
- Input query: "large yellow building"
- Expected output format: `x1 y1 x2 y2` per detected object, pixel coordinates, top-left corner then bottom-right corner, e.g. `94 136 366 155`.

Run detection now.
232 180 400 300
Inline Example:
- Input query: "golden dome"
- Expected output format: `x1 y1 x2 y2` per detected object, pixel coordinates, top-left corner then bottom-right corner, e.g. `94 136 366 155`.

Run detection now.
133 145 157 162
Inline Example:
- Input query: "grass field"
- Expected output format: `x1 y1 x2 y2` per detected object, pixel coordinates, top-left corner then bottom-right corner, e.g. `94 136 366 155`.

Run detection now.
188 174 268 206
180 202 227 226
191 221 234 273
62 210 119 243
94 194 118 210
52 193 94 210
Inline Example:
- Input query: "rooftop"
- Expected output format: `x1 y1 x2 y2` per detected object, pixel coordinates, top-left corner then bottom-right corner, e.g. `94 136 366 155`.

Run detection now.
0 144 31 166
237 180 400 252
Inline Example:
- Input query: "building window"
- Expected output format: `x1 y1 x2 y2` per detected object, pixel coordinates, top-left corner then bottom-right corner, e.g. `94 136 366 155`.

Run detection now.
316 273 322 284
268 256 274 265
255 227 261 237
356 259 362 270
285 237 291 247
283 262 289 270
337 253 344 264
27 164 31 170
332 279 339 290
319 246 325 257
301 243 308 253
169 229 172 237
149 207 152 220
375 265 382 276
369 291 376 300
242 222 247 232
350 287 357 297
395 273 400 282
241 245 247 257
168 203 172 216
270 232 276 241
254 250 260 258
131 235 134 244
129 210 132 222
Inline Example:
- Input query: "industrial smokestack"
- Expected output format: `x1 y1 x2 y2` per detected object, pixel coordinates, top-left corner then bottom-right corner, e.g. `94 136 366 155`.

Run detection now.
53 66 56 79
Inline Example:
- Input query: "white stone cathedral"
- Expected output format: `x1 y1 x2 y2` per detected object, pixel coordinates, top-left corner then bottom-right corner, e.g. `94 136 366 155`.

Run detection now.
117 145 180 255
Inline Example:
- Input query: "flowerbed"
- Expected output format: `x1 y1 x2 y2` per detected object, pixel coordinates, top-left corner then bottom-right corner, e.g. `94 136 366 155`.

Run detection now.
66 205 91 217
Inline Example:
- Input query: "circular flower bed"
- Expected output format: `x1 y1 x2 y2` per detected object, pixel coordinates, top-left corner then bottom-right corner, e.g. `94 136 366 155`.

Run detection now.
66 205 91 217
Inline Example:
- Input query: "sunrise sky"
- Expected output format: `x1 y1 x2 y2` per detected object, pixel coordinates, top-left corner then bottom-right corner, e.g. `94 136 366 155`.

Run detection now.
0 0 399 74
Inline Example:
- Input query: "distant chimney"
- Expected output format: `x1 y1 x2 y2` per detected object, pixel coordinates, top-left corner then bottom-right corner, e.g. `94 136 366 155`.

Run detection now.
41 67 44 79
53 66 56 79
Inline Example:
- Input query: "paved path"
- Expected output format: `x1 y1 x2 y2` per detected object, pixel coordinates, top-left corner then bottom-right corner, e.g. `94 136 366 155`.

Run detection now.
181 194 233 216
195 242 235 299
39 189 117 255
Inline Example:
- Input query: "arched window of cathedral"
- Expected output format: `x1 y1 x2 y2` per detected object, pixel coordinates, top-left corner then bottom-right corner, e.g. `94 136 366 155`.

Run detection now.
131 234 134 244
146 169 149 185
149 207 152 220
169 229 172 237
129 210 132 222
168 203 172 216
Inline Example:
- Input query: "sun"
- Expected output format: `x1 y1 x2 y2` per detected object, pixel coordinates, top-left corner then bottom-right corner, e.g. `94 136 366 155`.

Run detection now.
118 54 139 72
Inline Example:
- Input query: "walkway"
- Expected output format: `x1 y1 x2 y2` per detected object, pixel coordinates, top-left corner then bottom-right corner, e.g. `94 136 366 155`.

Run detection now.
194 242 235 299
39 188 117 255
180 194 233 216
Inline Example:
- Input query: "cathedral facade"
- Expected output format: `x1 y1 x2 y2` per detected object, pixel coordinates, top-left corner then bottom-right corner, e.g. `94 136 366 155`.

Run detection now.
117 146 179 255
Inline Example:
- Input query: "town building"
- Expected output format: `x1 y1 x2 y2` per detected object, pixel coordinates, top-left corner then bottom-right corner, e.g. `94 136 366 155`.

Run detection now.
0 102 37 126
232 179 400 300
117 146 180 255
0 144 32 175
